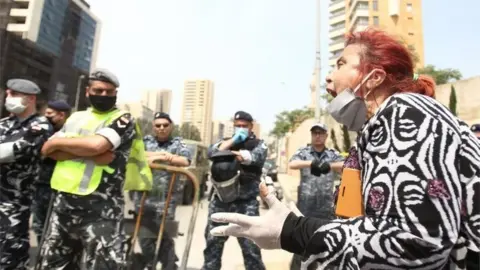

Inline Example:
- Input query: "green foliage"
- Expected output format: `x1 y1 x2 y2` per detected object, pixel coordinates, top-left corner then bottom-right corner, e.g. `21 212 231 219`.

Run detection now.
171 124 180 138
137 118 153 136
449 85 457 116
270 106 314 137
177 123 202 141
330 129 340 151
341 125 351 152
417 65 462 85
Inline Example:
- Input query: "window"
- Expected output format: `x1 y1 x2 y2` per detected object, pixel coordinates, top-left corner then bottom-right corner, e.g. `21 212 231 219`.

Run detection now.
372 0 378 11
406 3 412 12
373 16 379 26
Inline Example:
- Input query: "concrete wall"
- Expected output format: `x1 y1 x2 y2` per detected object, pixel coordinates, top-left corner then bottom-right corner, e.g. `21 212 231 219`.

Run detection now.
435 76 480 125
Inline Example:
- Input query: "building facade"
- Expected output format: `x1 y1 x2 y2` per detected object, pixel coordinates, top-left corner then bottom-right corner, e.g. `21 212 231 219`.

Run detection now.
117 102 154 120
0 0 101 116
141 89 172 114
181 79 214 145
328 0 424 70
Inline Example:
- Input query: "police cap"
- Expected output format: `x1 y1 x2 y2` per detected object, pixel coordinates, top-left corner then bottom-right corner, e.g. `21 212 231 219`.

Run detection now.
234 111 253 122
88 68 120 88
6 79 41 95
47 100 72 113
471 124 480 133
310 123 328 132
154 112 172 123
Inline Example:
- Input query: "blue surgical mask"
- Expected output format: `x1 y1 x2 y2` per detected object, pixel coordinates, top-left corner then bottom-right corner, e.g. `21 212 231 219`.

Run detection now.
235 127 248 134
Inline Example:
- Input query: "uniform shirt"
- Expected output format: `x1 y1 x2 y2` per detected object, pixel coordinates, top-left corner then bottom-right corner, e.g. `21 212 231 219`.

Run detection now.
209 137 268 200
137 135 192 220
53 112 136 220
289 146 344 218
280 93 480 269
0 114 53 205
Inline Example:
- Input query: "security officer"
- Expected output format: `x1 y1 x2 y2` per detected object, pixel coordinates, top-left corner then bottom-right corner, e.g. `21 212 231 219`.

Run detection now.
40 68 151 269
472 123 480 139
287 123 344 270
132 112 191 269
202 111 268 270
31 100 71 243
0 79 53 269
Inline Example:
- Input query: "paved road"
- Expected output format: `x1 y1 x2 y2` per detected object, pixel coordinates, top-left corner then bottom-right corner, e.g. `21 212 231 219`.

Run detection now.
29 192 293 270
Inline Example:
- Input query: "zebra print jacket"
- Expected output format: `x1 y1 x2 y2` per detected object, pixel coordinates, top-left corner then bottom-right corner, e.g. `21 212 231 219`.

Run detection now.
280 93 480 269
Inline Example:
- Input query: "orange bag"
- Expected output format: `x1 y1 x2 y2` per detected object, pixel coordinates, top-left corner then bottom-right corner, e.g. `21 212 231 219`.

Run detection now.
335 168 364 218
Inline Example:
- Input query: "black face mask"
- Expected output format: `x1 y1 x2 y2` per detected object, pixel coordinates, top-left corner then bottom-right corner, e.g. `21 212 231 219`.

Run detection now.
89 95 116 112
46 116 59 130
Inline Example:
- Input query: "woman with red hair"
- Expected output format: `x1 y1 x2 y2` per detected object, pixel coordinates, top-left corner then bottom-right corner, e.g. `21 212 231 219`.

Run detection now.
208 28 480 269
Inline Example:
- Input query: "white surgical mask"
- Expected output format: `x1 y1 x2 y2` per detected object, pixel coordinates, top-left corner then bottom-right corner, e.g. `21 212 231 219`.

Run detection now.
5 96 27 114
326 70 377 131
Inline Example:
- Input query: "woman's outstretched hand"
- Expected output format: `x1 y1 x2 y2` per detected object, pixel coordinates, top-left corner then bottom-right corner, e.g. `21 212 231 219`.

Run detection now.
210 182 293 249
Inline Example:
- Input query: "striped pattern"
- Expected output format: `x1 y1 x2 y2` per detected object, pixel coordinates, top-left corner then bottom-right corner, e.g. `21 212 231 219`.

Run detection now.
305 93 480 269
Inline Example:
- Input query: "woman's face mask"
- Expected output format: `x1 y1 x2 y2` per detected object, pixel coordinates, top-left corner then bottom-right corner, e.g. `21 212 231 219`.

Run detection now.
326 69 377 131
5 96 27 114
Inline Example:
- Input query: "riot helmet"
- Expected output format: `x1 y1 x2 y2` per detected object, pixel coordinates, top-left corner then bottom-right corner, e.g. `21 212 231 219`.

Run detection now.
209 150 241 202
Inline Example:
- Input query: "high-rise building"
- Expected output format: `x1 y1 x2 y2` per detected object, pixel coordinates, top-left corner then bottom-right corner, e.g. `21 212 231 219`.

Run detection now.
117 102 154 121
252 122 261 138
0 0 101 115
141 89 172 114
5 0 100 71
181 80 214 145
328 0 424 70
211 120 225 144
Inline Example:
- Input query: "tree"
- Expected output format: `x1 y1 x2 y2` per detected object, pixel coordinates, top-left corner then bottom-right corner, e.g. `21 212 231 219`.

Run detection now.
449 85 457 116
407 45 420 66
137 118 153 136
330 129 340 151
171 124 180 137
417 65 462 85
341 125 351 152
178 123 202 141
270 107 314 137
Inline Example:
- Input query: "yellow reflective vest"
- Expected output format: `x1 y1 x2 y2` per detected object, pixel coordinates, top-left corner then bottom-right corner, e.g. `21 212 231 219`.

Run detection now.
50 108 152 195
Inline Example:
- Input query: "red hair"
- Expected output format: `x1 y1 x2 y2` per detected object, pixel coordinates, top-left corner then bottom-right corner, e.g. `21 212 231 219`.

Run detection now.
345 28 435 98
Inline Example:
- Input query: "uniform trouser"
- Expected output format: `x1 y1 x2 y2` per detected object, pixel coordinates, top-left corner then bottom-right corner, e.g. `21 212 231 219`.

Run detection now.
40 210 126 269
0 202 30 270
137 208 178 270
31 184 53 243
202 196 265 270
290 186 334 270
139 232 178 270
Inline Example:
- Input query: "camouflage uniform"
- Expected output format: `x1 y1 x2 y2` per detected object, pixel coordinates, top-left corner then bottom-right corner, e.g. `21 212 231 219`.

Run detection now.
31 155 56 243
41 112 136 269
202 136 267 270
0 114 53 269
131 135 192 269
289 145 344 270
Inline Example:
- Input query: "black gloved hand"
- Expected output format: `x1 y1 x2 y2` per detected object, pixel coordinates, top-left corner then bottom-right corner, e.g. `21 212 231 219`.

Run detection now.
310 159 331 176
24 125 46 143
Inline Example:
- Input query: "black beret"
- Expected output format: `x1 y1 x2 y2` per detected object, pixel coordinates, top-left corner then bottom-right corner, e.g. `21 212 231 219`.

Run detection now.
47 100 72 112
233 111 253 122
154 112 172 123
88 68 119 88
6 79 41 94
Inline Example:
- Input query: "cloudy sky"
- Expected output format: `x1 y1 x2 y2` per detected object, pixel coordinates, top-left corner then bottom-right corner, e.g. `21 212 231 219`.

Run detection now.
90 0 479 134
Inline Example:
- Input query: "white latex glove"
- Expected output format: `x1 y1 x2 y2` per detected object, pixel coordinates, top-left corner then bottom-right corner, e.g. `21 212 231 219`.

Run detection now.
210 182 292 249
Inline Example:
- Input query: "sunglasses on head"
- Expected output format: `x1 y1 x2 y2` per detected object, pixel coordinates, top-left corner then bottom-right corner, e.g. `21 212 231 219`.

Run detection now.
155 123 170 128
